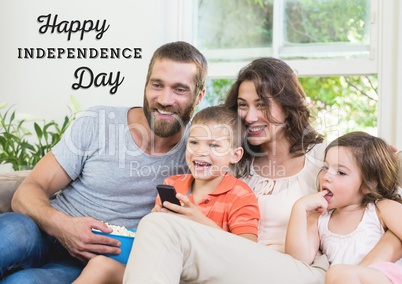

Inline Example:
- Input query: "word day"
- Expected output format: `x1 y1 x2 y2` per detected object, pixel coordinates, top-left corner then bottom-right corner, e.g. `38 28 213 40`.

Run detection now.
72 67 124 95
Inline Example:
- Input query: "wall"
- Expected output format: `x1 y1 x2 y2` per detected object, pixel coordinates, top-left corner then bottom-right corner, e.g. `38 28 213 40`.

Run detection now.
1 0 401 174
0 0 182 172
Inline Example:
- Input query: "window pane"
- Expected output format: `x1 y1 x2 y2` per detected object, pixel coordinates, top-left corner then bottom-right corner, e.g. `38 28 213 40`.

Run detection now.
195 0 273 62
282 0 371 59
301 76 378 141
194 0 371 62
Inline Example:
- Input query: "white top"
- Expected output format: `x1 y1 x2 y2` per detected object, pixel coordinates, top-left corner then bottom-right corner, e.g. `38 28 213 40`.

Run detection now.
242 143 326 253
318 203 384 265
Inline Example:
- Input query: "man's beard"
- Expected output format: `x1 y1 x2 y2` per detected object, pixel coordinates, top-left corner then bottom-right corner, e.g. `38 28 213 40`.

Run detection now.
143 98 196 138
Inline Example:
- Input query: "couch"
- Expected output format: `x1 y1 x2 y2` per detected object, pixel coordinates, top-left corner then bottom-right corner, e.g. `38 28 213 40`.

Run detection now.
0 170 30 213
1 152 402 213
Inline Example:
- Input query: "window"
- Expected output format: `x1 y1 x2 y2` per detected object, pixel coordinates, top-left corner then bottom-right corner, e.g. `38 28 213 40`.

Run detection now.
189 0 378 140
195 0 371 61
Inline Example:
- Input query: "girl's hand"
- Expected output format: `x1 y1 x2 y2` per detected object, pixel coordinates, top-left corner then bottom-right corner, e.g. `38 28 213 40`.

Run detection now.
294 190 329 214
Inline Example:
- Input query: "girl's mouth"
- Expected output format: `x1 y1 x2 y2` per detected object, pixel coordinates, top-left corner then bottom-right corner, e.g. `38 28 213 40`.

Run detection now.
323 189 333 202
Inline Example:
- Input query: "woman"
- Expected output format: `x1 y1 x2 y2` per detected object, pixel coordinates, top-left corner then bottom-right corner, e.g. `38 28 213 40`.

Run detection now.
122 58 402 284
225 57 325 253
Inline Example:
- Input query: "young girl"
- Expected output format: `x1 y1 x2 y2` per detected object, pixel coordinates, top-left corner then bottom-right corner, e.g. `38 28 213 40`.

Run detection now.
286 131 402 284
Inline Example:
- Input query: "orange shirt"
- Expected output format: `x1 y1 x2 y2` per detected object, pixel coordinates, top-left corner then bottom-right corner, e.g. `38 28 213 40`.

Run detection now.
155 173 260 236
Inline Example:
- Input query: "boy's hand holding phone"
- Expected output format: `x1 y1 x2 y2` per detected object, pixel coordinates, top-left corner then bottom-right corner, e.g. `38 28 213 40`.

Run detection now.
155 185 220 229
156 184 181 212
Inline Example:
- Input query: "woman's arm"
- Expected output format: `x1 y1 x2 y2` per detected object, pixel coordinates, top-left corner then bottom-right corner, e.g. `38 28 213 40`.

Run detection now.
359 199 402 265
359 230 402 265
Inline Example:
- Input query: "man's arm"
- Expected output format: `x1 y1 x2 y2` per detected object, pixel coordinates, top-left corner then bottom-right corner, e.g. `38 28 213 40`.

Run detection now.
12 151 72 225
12 151 120 262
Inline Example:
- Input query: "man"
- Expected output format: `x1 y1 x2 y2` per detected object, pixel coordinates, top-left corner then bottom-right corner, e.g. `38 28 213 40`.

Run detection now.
0 41 207 283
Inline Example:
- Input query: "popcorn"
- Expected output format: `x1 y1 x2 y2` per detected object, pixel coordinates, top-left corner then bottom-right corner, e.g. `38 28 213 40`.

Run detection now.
105 223 136 237
94 222 136 237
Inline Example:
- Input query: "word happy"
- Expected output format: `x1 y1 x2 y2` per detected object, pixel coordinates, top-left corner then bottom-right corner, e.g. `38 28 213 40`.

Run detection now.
37 14 109 41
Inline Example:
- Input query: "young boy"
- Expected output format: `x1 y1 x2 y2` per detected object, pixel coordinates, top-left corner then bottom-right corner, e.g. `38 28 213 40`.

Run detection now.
73 106 260 284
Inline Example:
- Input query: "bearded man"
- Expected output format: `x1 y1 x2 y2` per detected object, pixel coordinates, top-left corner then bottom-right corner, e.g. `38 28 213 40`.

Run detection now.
0 41 207 284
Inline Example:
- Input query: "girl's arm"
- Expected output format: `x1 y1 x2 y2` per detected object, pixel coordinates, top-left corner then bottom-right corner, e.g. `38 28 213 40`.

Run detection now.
285 191 328 264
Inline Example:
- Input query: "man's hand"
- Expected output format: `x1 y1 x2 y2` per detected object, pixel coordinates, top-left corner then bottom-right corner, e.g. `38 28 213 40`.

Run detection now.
53 216 121 262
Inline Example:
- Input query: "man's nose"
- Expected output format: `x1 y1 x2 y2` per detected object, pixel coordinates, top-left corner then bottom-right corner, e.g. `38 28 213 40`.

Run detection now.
158 89 175 106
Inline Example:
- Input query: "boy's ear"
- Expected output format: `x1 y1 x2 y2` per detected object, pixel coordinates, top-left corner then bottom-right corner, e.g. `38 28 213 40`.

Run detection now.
230 147 244 164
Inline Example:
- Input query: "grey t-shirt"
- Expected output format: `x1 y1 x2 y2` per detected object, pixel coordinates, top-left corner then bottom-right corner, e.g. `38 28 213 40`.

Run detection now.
50 105 189 229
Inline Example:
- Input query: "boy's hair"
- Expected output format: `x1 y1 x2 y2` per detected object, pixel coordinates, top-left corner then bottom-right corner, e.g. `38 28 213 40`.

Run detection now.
325 131 402 206
191 106 245 149
145 41 208 96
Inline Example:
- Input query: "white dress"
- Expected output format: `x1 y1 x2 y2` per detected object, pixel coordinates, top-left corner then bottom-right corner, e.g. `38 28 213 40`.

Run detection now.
242 143 326 253
318 203 385 265
318 202 402 266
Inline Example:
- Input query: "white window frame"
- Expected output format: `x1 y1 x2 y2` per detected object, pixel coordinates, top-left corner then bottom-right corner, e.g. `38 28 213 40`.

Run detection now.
170 0 402 149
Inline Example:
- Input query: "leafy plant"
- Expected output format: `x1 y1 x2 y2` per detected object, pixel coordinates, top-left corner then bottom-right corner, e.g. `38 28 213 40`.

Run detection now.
0 99 79 171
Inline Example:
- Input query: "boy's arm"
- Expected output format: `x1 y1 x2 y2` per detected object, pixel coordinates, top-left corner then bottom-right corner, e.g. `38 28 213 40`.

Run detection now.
227 193 259 242
285 191 328 264
237 233 257 242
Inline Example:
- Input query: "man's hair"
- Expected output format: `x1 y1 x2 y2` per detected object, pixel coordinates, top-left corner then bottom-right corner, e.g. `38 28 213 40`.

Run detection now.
192 106 245 149
146 41 208 95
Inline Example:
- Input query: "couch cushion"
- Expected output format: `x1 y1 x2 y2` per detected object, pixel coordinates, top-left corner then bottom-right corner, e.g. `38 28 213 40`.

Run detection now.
0 171 31 213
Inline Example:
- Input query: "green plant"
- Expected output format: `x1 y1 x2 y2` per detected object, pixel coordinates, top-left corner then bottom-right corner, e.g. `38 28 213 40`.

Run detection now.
0 99 78 171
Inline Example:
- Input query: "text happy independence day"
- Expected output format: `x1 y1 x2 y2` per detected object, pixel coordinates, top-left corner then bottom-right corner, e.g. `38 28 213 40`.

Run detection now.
17 14 142 95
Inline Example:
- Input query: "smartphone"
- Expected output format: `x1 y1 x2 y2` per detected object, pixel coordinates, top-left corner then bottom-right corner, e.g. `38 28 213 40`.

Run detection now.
156 184 181 209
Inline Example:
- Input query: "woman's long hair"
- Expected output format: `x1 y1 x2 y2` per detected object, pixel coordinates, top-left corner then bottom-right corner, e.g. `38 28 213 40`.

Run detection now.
224 57 324 177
